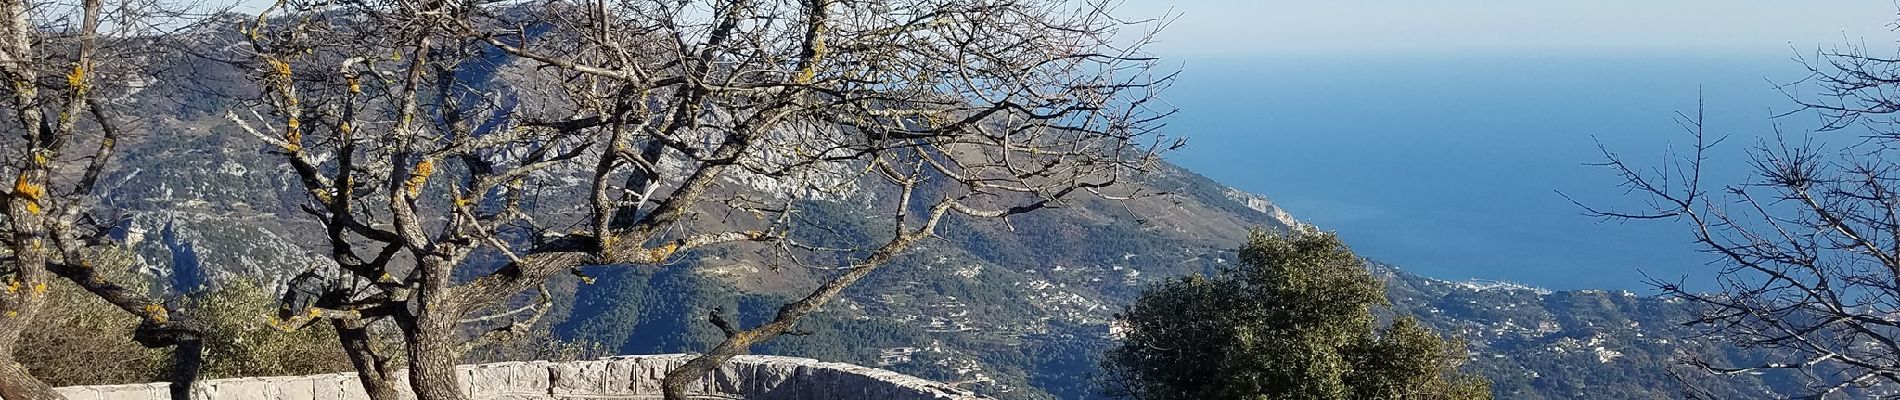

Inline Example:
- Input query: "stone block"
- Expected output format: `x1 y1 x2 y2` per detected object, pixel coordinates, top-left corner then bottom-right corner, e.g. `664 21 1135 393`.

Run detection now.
461 361 520 397
111 383 171 400
269 376 316 400
508 361 552 394
52 386 101 400
748 358 796 389
189 380 216 399
624 357 665 395
551 359 619 396
479 395 551 400
200 378 271 399
390 369 417 400
312 373 370 400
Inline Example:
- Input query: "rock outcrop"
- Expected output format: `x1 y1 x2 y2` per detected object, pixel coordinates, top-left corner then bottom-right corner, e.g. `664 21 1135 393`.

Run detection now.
51 354 989 400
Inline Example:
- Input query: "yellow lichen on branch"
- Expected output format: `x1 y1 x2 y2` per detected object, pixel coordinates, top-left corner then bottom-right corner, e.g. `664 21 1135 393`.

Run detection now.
794 66 818 85
794 0 831 84
643 242 681 263
13 175 41 199
267 58 292 77
801 37 827 82
259 56 304 152
284 117 303 152
404 158 435 197
66 63 87 91
13 174 44 214
143 304 169 323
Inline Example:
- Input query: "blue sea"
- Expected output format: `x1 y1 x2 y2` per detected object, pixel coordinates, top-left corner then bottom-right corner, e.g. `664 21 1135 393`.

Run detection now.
1163 52 1836 291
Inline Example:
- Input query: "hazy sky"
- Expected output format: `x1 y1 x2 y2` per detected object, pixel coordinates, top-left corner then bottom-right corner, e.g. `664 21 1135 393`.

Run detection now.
222 1 1900 57
1117 1 1900 57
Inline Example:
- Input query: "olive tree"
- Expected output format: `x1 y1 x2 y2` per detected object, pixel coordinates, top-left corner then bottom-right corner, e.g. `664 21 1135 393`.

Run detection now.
1102 231 1491 400
225 0 1175 399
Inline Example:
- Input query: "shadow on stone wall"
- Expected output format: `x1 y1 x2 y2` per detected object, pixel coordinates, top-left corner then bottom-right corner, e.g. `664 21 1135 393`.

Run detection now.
53 354 989 400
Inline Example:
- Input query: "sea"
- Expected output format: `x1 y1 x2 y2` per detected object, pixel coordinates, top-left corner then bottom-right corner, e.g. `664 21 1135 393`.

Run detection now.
1163 51 1844 291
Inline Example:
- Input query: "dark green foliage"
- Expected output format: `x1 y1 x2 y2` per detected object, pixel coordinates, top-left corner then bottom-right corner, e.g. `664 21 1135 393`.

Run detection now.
619 267 733 354
1023 323 1114 399
558 265 934 367
753 314 925 363
1347 317 1491 399
556 266 656 352
556 266 731 355
1103 231 1489 400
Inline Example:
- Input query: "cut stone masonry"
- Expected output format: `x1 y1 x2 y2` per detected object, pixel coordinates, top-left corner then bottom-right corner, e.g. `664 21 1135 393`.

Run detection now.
51 354 989 400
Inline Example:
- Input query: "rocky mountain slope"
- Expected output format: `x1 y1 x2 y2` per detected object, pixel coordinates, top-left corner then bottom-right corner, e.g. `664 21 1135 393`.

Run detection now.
1377 267 1785 399
74 19 1792 400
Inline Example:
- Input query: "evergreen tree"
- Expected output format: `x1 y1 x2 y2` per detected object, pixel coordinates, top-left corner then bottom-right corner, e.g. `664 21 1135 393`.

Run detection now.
1103 231 1490 400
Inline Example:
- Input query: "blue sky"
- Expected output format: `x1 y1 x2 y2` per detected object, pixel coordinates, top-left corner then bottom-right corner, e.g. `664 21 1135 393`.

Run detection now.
1119 1 1898 57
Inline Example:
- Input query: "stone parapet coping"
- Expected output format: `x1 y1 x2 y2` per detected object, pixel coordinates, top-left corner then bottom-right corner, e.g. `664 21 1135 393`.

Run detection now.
52 354 989 400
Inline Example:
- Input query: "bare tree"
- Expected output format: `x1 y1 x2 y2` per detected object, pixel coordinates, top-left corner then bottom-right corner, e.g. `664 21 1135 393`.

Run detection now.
1577 42 1900 398
227 0 1174 399
0 0 220 398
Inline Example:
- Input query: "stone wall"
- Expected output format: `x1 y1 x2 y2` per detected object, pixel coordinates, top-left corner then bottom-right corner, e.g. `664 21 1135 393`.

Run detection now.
51 354 988 400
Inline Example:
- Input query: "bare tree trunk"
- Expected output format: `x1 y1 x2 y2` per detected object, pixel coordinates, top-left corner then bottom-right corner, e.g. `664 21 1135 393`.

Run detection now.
336 322 403 400
661 354 717 400
2 176 59 400
129 319 205 400
165 337 202 400
406 308 467 400
0 0 60 391
0 266 58 400
0 355 60 400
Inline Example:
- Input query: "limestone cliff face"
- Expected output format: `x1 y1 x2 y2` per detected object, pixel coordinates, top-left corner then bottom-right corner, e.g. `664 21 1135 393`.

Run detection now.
1223 187 1308 232
53 355 988 400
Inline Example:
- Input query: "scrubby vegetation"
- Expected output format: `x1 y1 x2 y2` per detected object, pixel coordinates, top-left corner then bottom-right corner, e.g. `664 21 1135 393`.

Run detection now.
1102 232 1490 400
18 255 354 385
